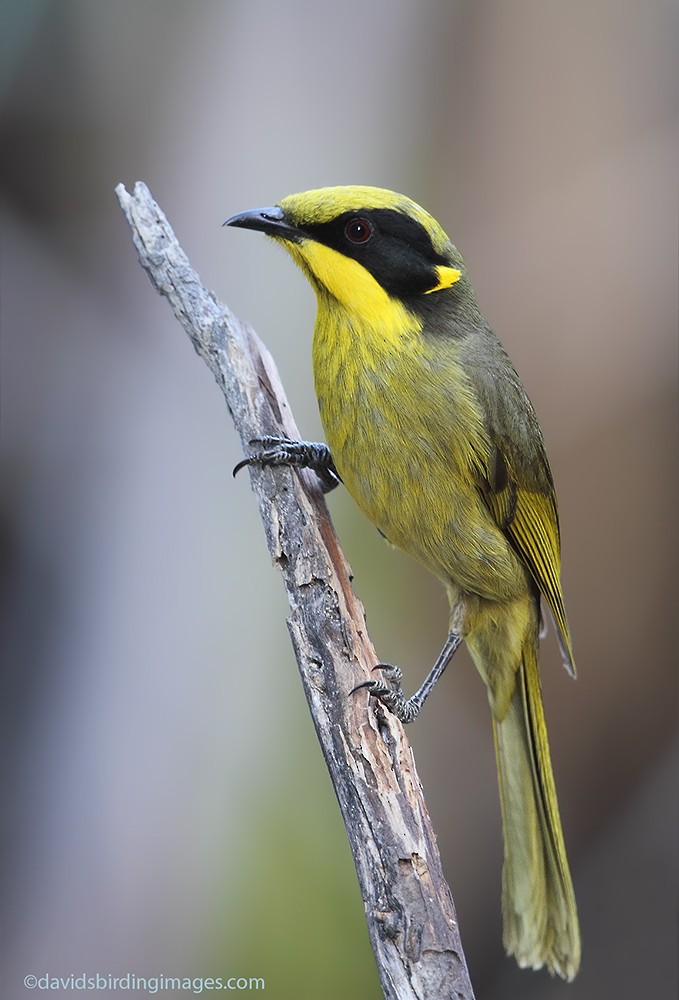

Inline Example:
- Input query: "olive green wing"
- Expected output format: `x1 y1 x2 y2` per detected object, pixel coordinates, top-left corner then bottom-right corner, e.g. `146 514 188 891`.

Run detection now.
471 357 576 676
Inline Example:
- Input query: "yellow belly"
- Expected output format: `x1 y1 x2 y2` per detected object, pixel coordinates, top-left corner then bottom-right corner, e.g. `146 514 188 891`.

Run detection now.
312 311 526 603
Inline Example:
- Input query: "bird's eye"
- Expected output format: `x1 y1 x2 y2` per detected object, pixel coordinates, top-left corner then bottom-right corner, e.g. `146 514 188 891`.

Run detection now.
344 217 373 244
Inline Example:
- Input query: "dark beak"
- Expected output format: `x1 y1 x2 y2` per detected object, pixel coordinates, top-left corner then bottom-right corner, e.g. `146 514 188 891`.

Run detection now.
223 205 300 240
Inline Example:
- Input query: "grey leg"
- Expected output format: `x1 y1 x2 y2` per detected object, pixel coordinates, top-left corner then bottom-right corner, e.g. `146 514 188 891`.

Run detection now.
352 630 462 723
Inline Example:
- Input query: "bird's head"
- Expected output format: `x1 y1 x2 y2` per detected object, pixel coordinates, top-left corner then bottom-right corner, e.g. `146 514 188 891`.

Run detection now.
225 185 466 330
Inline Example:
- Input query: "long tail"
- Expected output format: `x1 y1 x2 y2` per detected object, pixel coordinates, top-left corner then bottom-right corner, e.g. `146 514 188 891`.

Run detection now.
492 636 581 980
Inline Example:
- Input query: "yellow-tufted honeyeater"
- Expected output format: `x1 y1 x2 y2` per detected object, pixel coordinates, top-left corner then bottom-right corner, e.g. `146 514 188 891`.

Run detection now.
226 186 580 980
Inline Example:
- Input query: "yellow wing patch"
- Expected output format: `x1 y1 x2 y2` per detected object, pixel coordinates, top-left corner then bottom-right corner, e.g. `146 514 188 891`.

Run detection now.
483 477 575 676
508 491 575 675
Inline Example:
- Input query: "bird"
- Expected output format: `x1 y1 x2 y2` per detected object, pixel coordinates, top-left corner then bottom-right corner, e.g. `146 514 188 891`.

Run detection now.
226 185 580 980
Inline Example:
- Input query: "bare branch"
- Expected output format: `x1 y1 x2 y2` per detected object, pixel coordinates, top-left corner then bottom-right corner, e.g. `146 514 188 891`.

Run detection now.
115 181 476 1000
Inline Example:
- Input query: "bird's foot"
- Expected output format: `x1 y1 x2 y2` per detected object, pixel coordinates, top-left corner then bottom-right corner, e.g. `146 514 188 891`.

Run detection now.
351 664 421 723
233 436 340 493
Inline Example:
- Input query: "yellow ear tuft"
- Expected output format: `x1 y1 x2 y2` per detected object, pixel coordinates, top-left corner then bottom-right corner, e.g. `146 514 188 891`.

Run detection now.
425 265 462 294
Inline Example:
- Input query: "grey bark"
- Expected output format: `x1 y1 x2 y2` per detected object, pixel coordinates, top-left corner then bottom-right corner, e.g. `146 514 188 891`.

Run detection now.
115 181 476 1000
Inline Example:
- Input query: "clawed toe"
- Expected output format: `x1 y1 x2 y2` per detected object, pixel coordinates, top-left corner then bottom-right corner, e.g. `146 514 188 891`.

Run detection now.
350 663 401 697
350 678 390 698
232 437 294 478
372 663 402 683
350 663 420 723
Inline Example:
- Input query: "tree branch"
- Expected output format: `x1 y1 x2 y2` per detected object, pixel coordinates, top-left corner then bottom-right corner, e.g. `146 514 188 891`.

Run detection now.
115 181 476 1000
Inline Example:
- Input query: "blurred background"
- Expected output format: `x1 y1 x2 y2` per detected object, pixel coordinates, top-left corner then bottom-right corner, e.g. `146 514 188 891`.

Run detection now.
1 1 676 997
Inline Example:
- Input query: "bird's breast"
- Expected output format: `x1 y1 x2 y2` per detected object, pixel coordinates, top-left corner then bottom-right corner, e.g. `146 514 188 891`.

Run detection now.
312 308 525 600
